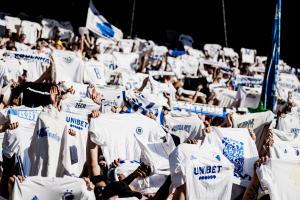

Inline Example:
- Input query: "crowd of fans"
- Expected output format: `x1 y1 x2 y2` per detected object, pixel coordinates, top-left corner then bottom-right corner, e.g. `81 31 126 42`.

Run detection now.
0 12 300 200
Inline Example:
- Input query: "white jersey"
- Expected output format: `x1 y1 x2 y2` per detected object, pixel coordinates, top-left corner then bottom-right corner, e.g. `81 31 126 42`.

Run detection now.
118 39 134 53
149 76 176 102
20 20 42 44
89 113 166 165
61 112 89 177
113 52 139 72
29 105 67 177
0 58 23 84
270 129 300 161
60 96 100 116
4 16 21 33
236 86 261 108
231 111 274 149
41 18 60 39
18 51 50 82
52 50 85 83
240 48 256 64
2 106 42 176
165 111 203 143
203 44 222 61
135 132 175 174
277 113 300 135
83 60 106 86
169 142 234 200
208 127 259 187
99 86 125 113
256 158 300 200
12 176 95 200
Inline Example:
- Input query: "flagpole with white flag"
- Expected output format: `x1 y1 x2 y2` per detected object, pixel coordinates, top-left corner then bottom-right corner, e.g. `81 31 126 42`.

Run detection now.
260 0 281 111
86 0 123 41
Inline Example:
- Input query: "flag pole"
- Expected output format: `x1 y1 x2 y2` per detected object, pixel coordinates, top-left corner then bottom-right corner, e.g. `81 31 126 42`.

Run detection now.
129 0 136 38
221 0 228 47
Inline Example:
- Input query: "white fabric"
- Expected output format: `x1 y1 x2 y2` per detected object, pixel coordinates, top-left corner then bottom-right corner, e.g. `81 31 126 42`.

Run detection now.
277 113 300 135
98 86 124 113
240 48 256 64
62 112 89 177
112 52 139 72
60 96 100 116
29 105 67 177
52 50 85 83
231 111 274 150
169 142 234 200
12 176 95 200
0 58 23 85
165 112 203 143
20 20 42 44
256 158 300 200
83 60 106 86
203 44 222 61
119 39 134 53
135 133 175 175
58 21 74 40
15 42 31 51
4 16 21 33
208 127 259 187
89 113 166 165
236 86 261 108
270 129 300 161
41 18 60 39
2 106 42 176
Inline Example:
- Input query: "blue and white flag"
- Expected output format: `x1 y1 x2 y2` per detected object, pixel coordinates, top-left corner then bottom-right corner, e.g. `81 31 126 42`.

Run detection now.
261 0 281 111
86 0 123 40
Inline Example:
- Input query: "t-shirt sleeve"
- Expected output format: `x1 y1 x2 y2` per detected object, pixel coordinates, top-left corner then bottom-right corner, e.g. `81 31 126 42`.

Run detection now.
256 161 272 191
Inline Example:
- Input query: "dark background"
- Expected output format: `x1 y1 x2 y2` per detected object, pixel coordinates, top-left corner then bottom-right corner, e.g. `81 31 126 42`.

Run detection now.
0 0 298 67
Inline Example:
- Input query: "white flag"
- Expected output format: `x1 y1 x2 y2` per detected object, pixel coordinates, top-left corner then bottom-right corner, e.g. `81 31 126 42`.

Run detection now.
86 0 123 40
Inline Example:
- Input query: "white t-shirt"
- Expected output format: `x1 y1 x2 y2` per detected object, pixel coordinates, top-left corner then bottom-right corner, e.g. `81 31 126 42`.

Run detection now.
165 111 203 143
29 105 67 177
41 18 60 39
2 106 43 175
99 86 125 113
19 20 42 44
89 113 166 165
149 76 176 102
270 129 300 161
83 60 106 86
4 16 21 33
113 52 139 72
256 158 300 200
118 39 134 53
277 113 300 135
203 44 222 61
231 111 274 148
12 176 95 200
52 50 85 83
240 48 256 64
236 86 261 108
208 127 259 187
169 142 234 200
61 112 89 177
135 132 175 175
0 58 23 85
60 96 100 116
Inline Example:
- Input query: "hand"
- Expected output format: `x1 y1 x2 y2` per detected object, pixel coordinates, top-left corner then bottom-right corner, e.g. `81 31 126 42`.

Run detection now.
248 128 256 141
186 139 198 144
50 85 59 107
7 122 19 130
110 159 121 168
133 163 151 178
82 177 95 191
88 110 101 119
68 129 76 136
